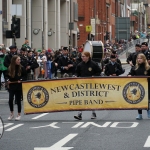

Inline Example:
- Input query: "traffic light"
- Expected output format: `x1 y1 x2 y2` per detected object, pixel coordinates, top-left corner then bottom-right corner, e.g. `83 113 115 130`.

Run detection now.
11 16 20 38
6 30 13 38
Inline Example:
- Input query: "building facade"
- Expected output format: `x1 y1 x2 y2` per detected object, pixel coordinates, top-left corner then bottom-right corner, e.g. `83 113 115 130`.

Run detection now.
0 0 78 50
131 1 146 34
143 0 150 32
77 0 116 46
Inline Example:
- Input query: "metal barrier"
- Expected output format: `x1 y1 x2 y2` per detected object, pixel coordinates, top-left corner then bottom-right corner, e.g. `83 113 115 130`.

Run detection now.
117 38 148 56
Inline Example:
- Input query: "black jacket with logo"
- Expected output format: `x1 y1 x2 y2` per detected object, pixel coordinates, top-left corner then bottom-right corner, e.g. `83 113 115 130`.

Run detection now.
76 59 101 77
128 63 150 76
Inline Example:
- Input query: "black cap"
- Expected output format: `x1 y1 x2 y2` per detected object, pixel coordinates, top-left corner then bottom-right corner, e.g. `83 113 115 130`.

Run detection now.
141 42 148 46
9 45 16 49
135 44 141 48
21 47 27 51
63 47 68 50
28 50 32 53
111 50 116 54
110 55 116 59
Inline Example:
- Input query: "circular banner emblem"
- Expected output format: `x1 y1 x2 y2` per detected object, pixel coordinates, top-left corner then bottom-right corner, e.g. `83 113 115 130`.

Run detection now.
27 86 49 108
122 82 145 104
0 116 4 140
88 67 92 71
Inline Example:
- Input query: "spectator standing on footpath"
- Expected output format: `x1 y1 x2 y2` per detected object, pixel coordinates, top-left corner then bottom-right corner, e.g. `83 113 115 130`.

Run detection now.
0 47 7 90
4 45 17 68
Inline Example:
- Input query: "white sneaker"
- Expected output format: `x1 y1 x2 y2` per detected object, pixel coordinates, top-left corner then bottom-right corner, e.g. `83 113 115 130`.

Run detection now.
8 114 14 120
15 116 21 121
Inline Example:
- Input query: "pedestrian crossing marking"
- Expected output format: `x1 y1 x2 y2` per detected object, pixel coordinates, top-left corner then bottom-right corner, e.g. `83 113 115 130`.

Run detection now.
32 113 49 119
4 123 14 128
5 124 24 131
144 136 150 147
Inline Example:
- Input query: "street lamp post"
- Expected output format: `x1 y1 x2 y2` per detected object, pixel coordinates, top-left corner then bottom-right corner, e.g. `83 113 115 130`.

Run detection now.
94 0 96 40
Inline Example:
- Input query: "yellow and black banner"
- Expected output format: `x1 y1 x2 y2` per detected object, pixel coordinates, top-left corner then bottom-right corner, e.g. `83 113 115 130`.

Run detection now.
22 77 149 114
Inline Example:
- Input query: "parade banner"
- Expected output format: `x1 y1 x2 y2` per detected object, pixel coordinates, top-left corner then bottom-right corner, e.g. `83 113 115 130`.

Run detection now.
22 77 149 114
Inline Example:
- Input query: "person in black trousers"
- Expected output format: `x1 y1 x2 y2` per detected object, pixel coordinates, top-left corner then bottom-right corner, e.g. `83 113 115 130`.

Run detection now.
128 53 150 120
6 55 27 121
74 51 102 120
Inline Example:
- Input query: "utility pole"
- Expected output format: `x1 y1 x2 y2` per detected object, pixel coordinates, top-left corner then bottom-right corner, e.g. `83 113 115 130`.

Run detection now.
138 0 140 32
94 0 96 40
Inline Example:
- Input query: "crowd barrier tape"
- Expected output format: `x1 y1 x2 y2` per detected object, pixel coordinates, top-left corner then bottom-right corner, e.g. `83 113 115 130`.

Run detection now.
22 77 149 114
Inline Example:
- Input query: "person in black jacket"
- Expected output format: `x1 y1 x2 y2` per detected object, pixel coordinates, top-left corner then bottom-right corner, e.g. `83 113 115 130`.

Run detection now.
142 42 150 65
128 53 150 120
26 50 39 80
20 47 28 69
7 55 27 121
103 50 125 74
58 47 75 77
74 51 102 120
4 45 17 68
126 44 141 67
104 55 123 76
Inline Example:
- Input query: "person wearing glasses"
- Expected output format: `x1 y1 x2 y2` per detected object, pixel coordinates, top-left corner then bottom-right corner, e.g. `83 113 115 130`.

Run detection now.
74 51 101 120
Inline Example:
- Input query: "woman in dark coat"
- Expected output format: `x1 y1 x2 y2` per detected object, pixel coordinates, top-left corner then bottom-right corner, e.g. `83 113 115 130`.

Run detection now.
7 55 27 120
128 53 150 120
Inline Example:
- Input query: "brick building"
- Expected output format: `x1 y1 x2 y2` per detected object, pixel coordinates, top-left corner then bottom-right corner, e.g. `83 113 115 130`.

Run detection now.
77 0 116 46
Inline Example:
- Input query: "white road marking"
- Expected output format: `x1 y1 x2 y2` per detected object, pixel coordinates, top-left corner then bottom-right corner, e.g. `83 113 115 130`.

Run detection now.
32 113 49 119
144 136 150 147
62 122 84 128
110 122 139 128
5 124 24 131
81 122 112 128
31 122 60 129
34 133 78 150
3 123 14 128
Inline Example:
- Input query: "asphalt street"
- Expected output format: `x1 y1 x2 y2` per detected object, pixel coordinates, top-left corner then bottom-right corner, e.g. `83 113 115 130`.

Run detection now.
0 103 150 150
0 48 150 150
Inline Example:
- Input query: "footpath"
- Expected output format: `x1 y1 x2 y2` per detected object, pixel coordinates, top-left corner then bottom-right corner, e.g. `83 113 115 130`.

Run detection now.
119 46 135 64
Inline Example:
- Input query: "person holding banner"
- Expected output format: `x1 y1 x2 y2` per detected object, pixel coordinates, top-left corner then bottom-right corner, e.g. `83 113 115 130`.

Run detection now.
6 55 27 121
128 53 150 120
74 51 102 120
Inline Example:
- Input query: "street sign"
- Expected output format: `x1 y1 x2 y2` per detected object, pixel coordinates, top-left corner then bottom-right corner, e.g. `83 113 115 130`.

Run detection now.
11 4 22 16
86 25 92 32
91 19 95 35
